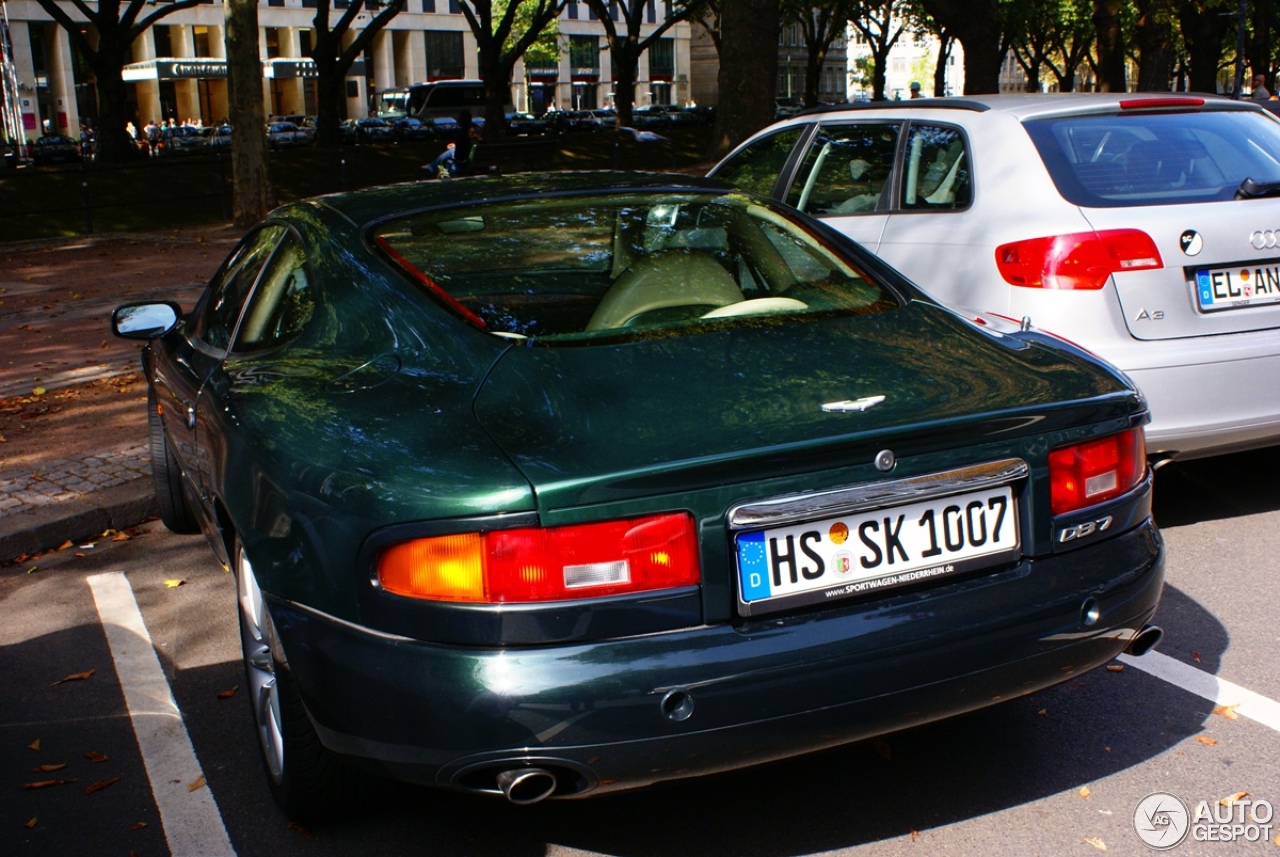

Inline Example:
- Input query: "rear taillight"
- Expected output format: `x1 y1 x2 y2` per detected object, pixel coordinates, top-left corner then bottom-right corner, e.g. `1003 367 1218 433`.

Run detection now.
995 230 1163 290
377 512 700 603
1048 429 1147 516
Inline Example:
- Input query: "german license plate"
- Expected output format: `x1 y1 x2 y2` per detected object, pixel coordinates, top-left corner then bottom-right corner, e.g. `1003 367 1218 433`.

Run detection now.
735 486 1019 616
1195 264 1280 312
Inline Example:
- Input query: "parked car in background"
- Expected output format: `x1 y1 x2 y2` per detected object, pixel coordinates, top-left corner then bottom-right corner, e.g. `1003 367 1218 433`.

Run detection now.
632 105 672 129
31 134 80 165
160 124 209 155
505 111 547 136
711 93 1280 461
546 109 603 134
113 171 1163 821
391 117 435 143
266 121 309 150
340 117 396 145
204 124 233 153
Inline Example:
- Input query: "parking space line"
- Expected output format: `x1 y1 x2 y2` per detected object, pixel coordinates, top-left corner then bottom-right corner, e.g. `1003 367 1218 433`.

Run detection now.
88 572 235 857
1119 650 1280 732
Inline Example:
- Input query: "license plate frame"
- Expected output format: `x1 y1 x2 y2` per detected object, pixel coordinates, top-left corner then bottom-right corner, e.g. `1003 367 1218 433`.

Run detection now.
735 485 1020 617
1194 263 1280 312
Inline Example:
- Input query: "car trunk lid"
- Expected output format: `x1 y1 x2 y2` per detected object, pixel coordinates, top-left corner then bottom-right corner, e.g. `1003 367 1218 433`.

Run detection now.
473 304 1137 513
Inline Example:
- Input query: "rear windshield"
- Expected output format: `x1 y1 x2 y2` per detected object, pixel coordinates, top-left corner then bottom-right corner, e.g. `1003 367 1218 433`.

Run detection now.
1024 108 1280 206
370 192 898 343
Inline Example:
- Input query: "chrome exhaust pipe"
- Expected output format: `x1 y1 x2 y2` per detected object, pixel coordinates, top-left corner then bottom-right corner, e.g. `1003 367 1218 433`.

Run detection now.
495 768 557 805
1124 624 1163 657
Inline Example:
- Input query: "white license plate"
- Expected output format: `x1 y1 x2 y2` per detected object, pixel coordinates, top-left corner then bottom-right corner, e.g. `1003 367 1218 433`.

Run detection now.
1195 264 1280 312
736 485 1019 616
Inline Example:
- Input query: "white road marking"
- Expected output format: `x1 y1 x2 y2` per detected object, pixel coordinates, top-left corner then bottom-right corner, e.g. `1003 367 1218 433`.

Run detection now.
1119 650 1280 733
88 572 236 857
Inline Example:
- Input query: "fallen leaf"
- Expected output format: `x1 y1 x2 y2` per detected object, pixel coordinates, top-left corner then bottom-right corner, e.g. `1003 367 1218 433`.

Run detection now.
51 669 95 686
908 829 920 843
85 775 123 795
1196 736 1218 746
23 779 75 790
131 822 147 830
1220 791 1250 808
1079 786 1091 798
111 531 132 542
25 818 37 829
164 579 186 588
188 775 206 792
1105 665 1124 672
1192 651 1202 663
1213 704 1241 720
217 686 238 700
32 387 45 396
84 751 108 763
27 739 40 751
56 540 72 551
1037 709 1048 716
1083 837 1107 851
26 567 38 575
31 764 66 773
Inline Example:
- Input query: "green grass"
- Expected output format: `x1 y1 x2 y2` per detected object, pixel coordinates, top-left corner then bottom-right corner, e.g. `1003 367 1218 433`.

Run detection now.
0 127 718 242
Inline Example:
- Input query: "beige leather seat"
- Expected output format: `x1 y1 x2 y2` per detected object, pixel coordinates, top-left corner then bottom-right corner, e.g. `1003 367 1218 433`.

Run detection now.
586 249 743 331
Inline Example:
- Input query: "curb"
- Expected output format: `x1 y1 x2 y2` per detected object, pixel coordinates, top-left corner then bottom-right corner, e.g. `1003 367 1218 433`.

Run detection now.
0 478 157 563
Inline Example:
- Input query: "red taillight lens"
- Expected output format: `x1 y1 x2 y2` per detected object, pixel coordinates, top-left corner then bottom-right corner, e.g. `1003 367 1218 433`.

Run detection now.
995 230 1162 290
1048 429 1147 516
377 512 700 603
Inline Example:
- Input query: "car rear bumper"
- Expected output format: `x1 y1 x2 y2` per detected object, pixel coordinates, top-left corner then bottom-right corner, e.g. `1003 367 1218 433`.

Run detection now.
270 518 1164 798
1117 339 1280 458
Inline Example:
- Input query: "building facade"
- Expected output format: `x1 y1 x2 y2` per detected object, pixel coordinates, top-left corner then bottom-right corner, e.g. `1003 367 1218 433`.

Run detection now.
0 0 693 142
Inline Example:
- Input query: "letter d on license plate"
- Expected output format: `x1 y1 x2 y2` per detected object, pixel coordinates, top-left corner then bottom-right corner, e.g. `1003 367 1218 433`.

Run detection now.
736 486 1019 616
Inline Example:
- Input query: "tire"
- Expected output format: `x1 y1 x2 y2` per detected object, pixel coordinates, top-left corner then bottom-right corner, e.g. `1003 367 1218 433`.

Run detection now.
147 389 199 534
235 539 356 822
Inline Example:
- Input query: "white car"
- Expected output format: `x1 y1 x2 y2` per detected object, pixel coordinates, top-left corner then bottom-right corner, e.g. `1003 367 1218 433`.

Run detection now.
711 93 1280 461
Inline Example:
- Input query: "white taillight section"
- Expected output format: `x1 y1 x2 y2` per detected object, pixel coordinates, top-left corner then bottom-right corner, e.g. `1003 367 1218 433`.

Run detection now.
1048 428 1146 516
995 230 1163 290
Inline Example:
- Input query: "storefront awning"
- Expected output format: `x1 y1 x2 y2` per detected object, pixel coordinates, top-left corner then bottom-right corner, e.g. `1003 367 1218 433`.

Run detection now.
123 57 366 82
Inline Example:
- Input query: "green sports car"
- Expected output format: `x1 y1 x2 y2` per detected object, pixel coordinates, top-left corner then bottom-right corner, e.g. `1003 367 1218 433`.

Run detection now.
112 172 1164 819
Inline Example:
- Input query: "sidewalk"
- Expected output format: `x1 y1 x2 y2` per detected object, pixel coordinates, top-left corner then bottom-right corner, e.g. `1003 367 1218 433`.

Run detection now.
0 225 236 562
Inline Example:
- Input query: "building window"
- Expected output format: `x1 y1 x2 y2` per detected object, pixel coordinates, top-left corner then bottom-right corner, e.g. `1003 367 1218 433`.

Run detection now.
649 37 674 78
192 25 211 57
422 0 435 10
153 25 173 57
567 0 578 20
570 35 599 71
299 30 312 55
426 30 465 78
265 28 281 59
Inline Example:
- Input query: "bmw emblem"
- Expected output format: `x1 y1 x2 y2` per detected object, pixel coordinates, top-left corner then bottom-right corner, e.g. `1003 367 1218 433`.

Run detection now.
1179 229 1203 256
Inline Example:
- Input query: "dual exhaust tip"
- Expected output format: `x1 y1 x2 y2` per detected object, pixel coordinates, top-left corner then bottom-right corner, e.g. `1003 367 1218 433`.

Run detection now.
495 767 558 805
1124 623 1163 657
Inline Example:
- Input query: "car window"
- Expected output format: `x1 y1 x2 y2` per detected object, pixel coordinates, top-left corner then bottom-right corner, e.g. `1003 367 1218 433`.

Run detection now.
786 122 901 215
191 225 285 351
370 192 898 342
711 127 806 197
233 231 315 352
1024 109 1280 206
899 123 971 210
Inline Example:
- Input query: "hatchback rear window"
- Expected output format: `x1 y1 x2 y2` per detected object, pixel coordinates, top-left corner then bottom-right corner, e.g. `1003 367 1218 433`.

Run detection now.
1024 108 1280 207
370 191 898 343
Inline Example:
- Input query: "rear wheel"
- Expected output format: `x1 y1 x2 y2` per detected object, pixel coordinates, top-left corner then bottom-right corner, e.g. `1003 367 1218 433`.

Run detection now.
147 389 199 534
235 539 355 822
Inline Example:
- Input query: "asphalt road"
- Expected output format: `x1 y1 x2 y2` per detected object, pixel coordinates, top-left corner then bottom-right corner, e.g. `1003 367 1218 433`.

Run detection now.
3 448 1279 857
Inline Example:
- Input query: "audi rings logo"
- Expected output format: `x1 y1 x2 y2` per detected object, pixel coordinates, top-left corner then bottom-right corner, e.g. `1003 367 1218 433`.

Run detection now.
1250 229 1280 250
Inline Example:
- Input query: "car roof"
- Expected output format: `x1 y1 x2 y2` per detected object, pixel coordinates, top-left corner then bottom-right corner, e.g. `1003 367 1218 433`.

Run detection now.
294 171 736 226
786 92 1265 123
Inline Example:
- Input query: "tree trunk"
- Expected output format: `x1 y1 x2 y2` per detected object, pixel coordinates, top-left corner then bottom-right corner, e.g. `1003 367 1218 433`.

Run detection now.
919 0 1003 94
312 57 346 148
708 0 778 159
1178 0 1231 94
225 0 273 228
873 47 890 100
1134 1 1174 92
1093 0 1127 91
90 44 136 163
933 32 952 97
612 45 641 127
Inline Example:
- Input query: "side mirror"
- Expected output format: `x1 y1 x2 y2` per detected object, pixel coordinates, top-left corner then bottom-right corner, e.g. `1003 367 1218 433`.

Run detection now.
112 301 182 339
